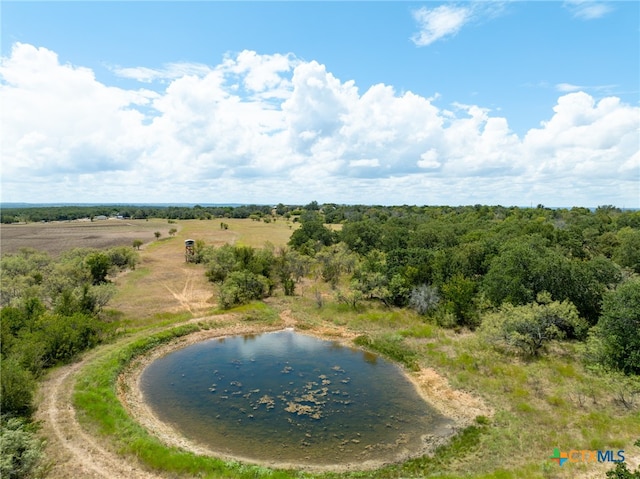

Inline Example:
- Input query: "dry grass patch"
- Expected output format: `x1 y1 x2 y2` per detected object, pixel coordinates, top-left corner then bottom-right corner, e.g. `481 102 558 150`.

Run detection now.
110 219 296 322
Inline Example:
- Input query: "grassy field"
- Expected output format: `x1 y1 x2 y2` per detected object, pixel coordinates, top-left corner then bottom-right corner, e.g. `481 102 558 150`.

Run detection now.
108 218 297 322
29 218 640 479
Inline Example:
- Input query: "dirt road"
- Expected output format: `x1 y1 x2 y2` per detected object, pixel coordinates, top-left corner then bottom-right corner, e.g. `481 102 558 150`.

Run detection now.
35 349 165 479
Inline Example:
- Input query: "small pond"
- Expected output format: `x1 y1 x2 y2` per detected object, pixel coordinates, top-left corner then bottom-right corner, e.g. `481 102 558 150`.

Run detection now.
140 330 453 468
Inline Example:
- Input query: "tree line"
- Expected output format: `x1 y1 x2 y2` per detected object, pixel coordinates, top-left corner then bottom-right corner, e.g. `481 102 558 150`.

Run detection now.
0 204 291 223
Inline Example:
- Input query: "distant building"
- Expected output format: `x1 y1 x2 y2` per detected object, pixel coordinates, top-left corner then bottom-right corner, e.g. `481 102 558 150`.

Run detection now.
94 215 108 221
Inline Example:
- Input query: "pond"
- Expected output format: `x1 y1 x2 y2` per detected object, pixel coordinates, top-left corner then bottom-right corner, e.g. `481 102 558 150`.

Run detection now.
140 329 454 469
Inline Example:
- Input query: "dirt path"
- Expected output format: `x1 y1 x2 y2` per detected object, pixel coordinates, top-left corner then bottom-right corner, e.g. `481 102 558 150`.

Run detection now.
35 344 165 479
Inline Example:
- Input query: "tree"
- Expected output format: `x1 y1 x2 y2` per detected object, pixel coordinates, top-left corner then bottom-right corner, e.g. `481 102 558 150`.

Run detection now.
205 245 237 282
339 219 382 255
168 228 177 237
351 250 390 303
304 200 320 210
315 243 358 288
154 231 161 240
273 247 310 296
441 274 478 327
592 278 640 374
482 237 547 306
613 227 640 273
288 211 336 252
132 239 143 250
84 252 111 285
218 271 270 309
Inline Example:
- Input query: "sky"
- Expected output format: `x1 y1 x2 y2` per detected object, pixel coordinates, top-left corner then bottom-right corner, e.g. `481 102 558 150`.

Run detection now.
1 1 639 207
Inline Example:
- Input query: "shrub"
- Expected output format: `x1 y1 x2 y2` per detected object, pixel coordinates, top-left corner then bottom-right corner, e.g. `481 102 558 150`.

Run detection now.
0 358 36 415
218 271 270 309
0 417 44 479
84 251 111 284
409 284 440 315
481 293 587 357
606 462 640 479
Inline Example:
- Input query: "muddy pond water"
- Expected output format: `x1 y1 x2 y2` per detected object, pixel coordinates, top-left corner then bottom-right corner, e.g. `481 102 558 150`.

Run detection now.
140 330 453 468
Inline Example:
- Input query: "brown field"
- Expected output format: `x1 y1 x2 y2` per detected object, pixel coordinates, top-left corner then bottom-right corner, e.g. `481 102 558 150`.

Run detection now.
0 219 170 256
0 217 298 257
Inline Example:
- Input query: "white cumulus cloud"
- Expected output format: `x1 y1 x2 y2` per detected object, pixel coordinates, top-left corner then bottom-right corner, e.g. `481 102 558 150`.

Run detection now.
1 43 638 206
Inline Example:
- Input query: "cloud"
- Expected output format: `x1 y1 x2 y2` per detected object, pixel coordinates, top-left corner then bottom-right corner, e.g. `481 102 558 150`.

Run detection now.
555 82 619 95
1 43 154 177
556 83 583 93
410 2 507 47
1 43 638 207
411 5 471 46
112 62 212 83
564 1 613 20
523 92 639 181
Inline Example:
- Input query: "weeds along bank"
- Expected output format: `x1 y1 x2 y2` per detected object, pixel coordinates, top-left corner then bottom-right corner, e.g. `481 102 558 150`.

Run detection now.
2 204 639 478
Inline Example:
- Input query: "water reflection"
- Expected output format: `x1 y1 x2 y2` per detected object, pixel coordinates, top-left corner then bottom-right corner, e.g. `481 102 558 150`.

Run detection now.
141 330 452 467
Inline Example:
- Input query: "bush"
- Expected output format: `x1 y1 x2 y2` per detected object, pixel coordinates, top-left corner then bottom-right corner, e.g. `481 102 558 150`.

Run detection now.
0 358 36 415
106 246 138 270
606 462 640 479
0 417 44 479
409 284 440 315
84 252 111 284
481 293 587 357
218 271 270 309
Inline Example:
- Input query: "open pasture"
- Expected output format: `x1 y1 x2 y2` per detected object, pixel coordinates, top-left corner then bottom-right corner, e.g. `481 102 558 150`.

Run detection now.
0 217 298 257
0 218 169 256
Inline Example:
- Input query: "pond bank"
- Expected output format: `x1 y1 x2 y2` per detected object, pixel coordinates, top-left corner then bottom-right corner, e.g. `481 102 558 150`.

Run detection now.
117 317 493 473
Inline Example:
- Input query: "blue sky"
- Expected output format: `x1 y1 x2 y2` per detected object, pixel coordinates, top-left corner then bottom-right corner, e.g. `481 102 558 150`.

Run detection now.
1 1 639 207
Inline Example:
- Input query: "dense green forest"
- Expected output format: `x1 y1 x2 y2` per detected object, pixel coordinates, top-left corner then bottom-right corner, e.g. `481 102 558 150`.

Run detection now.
194 204 639 372
1 203 639 478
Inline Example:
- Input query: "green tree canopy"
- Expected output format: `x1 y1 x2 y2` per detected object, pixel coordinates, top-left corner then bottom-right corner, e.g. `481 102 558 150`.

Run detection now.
593 278 640 375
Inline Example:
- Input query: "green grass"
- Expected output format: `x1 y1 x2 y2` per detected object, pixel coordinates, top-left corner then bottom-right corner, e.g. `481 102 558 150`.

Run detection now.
213 301 281 324
353 333 420 371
